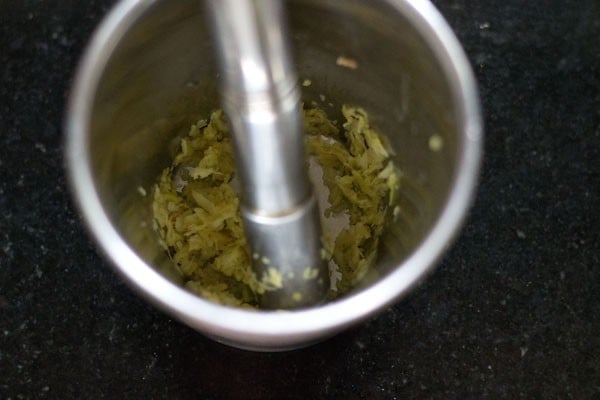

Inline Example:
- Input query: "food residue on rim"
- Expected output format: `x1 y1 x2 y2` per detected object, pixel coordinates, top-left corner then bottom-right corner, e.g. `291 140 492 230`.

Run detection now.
336 55 359 70
428 134 444 152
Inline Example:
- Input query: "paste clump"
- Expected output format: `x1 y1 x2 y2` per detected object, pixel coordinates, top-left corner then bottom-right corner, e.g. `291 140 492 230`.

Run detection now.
152 105 401 308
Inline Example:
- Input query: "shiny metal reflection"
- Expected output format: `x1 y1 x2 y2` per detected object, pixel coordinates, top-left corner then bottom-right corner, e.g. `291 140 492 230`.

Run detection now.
65 0 482 351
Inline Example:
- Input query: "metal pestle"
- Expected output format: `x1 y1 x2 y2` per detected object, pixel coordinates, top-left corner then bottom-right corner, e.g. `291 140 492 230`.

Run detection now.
207 0 329 309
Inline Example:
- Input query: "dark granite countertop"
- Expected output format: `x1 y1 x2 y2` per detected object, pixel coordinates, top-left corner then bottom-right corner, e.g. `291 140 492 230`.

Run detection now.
1 0 598 398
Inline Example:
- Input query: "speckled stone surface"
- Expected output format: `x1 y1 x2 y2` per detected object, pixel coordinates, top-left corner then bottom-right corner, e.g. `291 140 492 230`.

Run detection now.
1 0 598 398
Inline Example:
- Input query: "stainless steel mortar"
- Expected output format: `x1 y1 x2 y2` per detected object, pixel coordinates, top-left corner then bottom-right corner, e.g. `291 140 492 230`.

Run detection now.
65 0 482 351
